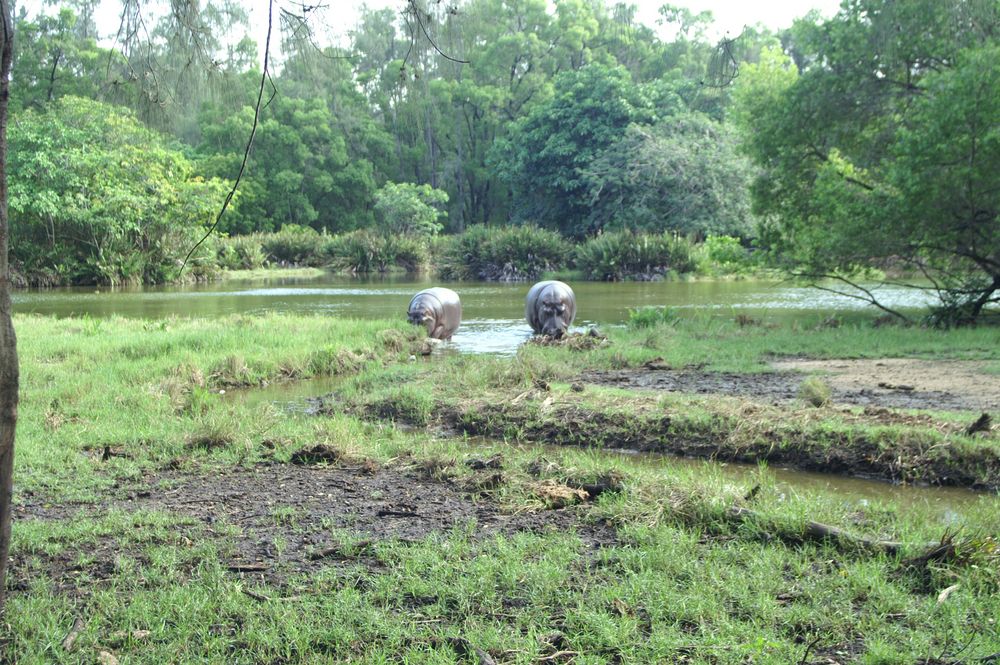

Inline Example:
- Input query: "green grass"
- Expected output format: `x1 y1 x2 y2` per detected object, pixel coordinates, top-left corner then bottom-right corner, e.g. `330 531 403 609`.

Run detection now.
220 266 328 280
6 313 1000 663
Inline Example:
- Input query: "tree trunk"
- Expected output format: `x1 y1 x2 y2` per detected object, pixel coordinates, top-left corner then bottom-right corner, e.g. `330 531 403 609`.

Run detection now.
0 0 19 615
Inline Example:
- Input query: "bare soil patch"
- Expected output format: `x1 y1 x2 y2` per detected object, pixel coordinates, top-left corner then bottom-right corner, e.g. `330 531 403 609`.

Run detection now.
583 358 1000 412
770 358 1000 413
11 463 616 594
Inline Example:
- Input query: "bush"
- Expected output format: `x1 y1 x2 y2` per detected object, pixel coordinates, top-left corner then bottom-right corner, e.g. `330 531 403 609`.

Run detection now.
9 96 231 286
323 230 429 273
693 235 755 275
436 225 570 281
797 377 832 407
217 235 267 270
626 306 680 329
260 225 325 266
575 230 696 281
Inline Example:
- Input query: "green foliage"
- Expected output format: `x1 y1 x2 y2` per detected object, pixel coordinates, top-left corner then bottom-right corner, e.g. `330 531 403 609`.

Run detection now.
197 95 380 234
435 225 571 281
8 97 230 285
216 236 266 271
258 225 325 266
10 7 109 112
491 63 657 236
324 230 429 274
575 231 697 281
582 115 756 236
735 3 1000 323
694 235 757 276
373 182 448 238
626 306 680 330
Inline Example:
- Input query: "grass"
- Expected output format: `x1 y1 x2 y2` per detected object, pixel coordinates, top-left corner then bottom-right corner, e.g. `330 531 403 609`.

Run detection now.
220 267 328 281
5 313 1000 663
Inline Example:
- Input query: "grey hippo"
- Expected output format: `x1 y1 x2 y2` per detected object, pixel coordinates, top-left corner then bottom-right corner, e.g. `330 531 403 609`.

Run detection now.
525 280 576 338
407 287 462 340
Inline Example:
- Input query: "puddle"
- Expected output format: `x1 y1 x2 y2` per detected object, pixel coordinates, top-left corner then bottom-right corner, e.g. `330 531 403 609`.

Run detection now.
449 438 988 521
224 376 346 414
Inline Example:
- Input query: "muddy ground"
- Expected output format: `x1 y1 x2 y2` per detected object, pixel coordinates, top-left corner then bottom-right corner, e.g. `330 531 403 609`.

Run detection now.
583 358 1000 412
11 462 616 595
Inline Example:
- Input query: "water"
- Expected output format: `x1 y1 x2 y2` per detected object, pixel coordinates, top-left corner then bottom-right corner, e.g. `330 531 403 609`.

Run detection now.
13 273 935 356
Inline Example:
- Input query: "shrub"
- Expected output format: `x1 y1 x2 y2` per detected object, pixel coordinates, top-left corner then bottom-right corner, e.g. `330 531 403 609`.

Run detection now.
260 225 325 265
217 235 267 270
797 377 832 407
323 230 429 273
436 225 570 281
627 306 680 329
575 230 696 281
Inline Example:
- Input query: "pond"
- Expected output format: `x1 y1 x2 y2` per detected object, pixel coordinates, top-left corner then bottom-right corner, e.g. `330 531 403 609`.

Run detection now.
13 272 935 354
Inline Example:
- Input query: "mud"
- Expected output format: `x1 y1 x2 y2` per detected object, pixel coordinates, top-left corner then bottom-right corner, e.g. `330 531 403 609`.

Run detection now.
10 463 616 595
583 357 1000 412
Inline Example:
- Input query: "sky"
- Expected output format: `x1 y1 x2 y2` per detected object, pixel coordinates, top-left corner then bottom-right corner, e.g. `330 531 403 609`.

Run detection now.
249 0 844 52
21 0 845 57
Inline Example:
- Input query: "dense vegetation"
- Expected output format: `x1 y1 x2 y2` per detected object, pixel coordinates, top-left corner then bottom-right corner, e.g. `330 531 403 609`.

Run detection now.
7 0 999 321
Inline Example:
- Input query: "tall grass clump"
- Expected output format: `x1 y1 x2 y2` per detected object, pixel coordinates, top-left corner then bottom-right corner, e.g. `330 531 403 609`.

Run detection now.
216 235 267 270
323 230 429 273
626 306 680 329
259 225 328 266
436 225 569 281
575 230 696 281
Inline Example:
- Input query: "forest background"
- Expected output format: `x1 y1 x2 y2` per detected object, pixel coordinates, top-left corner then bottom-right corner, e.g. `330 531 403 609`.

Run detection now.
7 0 1000 324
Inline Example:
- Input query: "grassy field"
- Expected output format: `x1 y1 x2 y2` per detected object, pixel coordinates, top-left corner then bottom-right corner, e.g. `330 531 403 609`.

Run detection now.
5 314 1000 663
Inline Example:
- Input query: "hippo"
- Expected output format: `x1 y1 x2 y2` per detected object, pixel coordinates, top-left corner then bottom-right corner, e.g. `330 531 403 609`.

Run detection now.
407 287 462 340
525 280 576 338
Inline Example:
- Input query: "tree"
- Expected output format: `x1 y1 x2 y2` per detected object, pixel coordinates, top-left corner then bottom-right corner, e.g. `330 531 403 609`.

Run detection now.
9 96 231 285
0 0 18 615
10 6 106 112
491 62 655 236
373 181 448 237
734 1 1000 323
582 113 756 237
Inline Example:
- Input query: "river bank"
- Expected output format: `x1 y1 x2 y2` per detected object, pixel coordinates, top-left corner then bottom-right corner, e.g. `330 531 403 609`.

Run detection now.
6 314 1000 662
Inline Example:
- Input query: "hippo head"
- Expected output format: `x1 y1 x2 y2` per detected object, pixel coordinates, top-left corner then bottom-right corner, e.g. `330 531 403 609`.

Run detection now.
538 295 570 338
407 302 435 334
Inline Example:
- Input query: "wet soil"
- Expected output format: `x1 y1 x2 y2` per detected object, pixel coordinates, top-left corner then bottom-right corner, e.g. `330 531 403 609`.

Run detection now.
582 358 1000 412
10 462 616 595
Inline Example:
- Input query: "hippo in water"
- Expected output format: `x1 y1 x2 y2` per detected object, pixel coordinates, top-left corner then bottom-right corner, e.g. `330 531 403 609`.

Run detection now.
526 280 576 338
407 287 462 340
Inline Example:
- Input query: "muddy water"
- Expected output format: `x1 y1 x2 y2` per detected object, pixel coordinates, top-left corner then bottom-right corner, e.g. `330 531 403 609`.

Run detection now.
606 448 984 518
13 273 936 354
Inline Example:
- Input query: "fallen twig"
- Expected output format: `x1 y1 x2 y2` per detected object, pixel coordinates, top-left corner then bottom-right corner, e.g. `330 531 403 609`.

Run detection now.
243 588 271 602
728 506 909 554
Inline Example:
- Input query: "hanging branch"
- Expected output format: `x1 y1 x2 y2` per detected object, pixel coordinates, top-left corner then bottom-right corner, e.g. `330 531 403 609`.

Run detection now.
405 0 469 64
702 28 746 88
179 0 275 274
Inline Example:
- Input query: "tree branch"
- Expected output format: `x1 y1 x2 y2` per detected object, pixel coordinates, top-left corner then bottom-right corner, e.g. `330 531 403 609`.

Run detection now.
791 272 913 322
